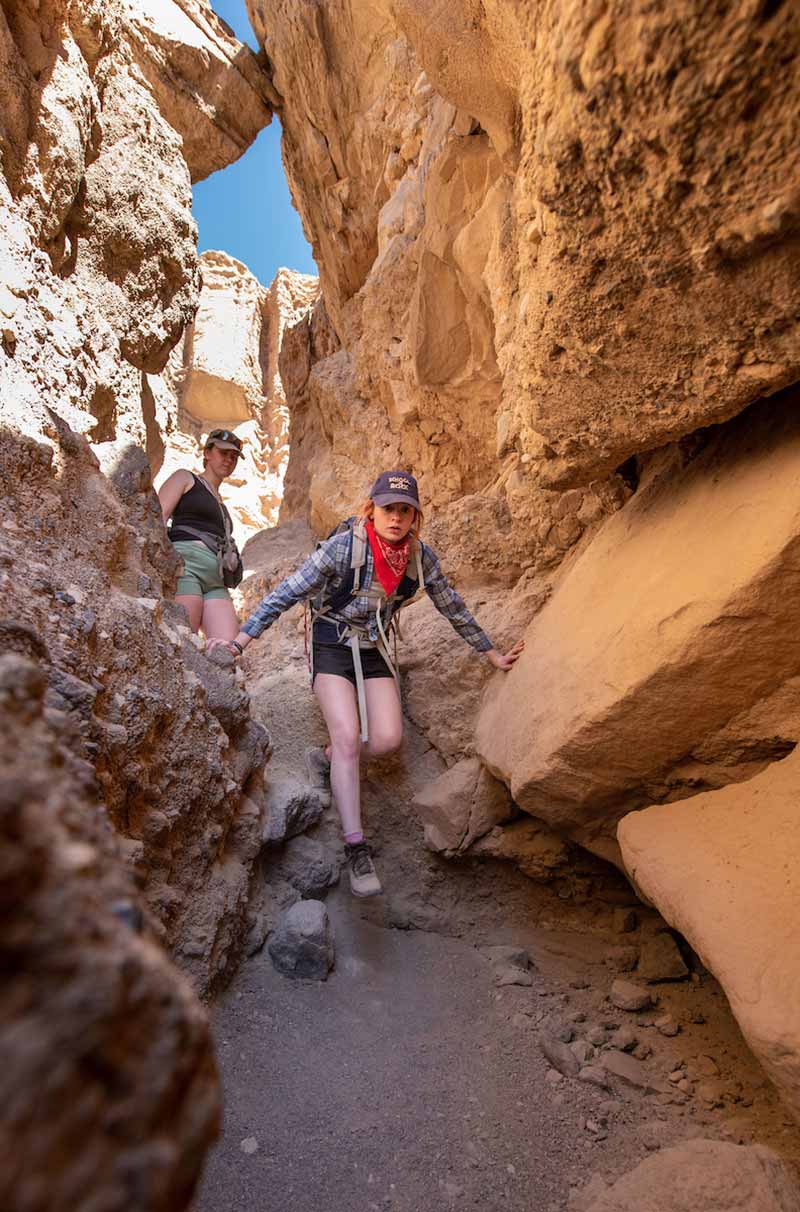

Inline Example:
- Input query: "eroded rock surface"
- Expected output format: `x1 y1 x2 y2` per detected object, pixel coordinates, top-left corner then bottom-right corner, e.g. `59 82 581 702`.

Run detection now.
0 648 218 1212
0 425 269 994
618 749 800 1121
253 0 799 531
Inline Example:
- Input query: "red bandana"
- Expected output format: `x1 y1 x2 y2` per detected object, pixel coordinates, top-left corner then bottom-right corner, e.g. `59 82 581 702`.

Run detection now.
366 519 411 597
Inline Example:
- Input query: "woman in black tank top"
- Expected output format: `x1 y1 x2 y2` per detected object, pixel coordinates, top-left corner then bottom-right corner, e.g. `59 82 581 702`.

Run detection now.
157 429 243 640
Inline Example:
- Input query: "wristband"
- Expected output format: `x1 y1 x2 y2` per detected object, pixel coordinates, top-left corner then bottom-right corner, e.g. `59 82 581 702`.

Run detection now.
229 640 243 656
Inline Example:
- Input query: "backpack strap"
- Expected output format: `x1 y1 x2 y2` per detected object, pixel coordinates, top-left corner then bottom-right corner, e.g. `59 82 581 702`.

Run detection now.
174 524 222 555
350 517 368 593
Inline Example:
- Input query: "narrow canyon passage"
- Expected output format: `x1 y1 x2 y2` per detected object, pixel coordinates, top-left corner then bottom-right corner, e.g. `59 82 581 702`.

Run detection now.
198 892 580 1212
194 575 800 1212
4 2 800 1208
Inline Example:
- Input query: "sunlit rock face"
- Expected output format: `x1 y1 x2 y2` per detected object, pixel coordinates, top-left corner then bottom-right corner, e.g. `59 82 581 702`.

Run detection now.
477 385 800 855
153 252 319 539
0 0 272 451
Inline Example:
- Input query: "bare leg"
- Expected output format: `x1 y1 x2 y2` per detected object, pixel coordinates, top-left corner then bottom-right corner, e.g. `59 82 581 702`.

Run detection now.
201 596 240 641
313 673 362 835
363 677 403 758
175 593 203 633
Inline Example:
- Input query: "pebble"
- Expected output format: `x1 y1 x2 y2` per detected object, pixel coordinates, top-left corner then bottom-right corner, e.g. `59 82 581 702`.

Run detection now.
586 1025 607 1047
604 945 639 973
696 1054 720 1077
495 965 534 987
637 931 689 982
240 1137 259 1155
610 979 652 1012
539 1031 581 1077
570 1039 595 1065
697 1082 725 1107
610 1026 637 1052
578 1065 610 1089
655 1014 680 1037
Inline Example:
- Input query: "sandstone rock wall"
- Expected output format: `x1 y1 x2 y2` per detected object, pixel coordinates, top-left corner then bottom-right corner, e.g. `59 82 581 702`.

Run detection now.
0 646 219 1212
153 251 318 539
0 2 277 1203
254 0 799 531
0 0 272 452
251 0 800 1123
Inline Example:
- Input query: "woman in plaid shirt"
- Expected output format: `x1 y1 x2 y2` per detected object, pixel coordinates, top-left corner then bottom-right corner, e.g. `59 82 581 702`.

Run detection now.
209 471 524 897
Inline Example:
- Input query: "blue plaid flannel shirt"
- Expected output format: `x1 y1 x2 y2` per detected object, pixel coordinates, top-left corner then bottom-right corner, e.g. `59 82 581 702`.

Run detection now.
242 529 493 651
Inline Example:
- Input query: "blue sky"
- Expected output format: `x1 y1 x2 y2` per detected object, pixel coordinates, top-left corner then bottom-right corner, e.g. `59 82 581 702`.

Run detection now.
192 0 318 286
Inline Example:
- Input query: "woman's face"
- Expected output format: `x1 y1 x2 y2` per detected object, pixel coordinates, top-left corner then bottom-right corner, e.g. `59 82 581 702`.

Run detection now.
206 444 240 479
373 502 416 543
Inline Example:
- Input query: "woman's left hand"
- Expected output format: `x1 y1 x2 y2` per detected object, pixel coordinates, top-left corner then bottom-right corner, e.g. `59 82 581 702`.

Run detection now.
487 639 525 671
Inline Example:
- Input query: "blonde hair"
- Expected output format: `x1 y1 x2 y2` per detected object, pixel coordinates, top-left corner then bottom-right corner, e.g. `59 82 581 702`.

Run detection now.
358 498 423 541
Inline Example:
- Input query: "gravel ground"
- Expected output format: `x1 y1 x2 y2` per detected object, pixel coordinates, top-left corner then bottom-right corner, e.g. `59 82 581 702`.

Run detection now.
196 889 585 1212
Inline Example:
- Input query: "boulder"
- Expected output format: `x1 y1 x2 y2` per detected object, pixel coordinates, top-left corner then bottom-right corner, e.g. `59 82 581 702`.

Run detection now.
477 390 800 852
618 748 800 1121
609 980 652 1013
262 777 325 845
123 0 277 181
268 900 335 981
468 816 570 880
413 757 515 852
638 929 689 984
573 1140 800 1212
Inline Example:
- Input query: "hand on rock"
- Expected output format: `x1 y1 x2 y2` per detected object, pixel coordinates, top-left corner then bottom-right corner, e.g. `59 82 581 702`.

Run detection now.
205 637 239 656
487 639 525 671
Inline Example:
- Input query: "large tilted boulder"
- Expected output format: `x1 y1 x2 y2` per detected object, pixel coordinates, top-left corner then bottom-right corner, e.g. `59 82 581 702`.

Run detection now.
618 749 800 1121
477 386 800 859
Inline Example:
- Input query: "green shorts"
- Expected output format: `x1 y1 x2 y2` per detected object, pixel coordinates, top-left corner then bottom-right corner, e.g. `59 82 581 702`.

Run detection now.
172 541 230 601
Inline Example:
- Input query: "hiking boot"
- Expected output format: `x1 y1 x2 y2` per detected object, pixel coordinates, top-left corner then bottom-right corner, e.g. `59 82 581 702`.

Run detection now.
305 746 331 805
345 841 383 898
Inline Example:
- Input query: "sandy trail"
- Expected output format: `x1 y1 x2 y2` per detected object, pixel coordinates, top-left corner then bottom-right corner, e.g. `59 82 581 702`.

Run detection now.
196 884 596 1212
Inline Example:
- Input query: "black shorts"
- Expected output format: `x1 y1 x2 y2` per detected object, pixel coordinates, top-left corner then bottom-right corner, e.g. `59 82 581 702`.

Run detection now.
312 641 393 686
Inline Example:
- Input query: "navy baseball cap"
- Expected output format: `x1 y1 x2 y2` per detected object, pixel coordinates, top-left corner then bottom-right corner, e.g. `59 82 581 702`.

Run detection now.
369 470 420 508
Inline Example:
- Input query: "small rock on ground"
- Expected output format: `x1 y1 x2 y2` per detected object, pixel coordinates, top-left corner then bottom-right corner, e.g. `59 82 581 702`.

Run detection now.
610 979 652 1012
267 900 334 980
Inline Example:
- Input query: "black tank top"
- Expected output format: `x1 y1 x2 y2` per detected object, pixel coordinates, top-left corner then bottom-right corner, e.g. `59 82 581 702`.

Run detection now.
169 474 226 543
